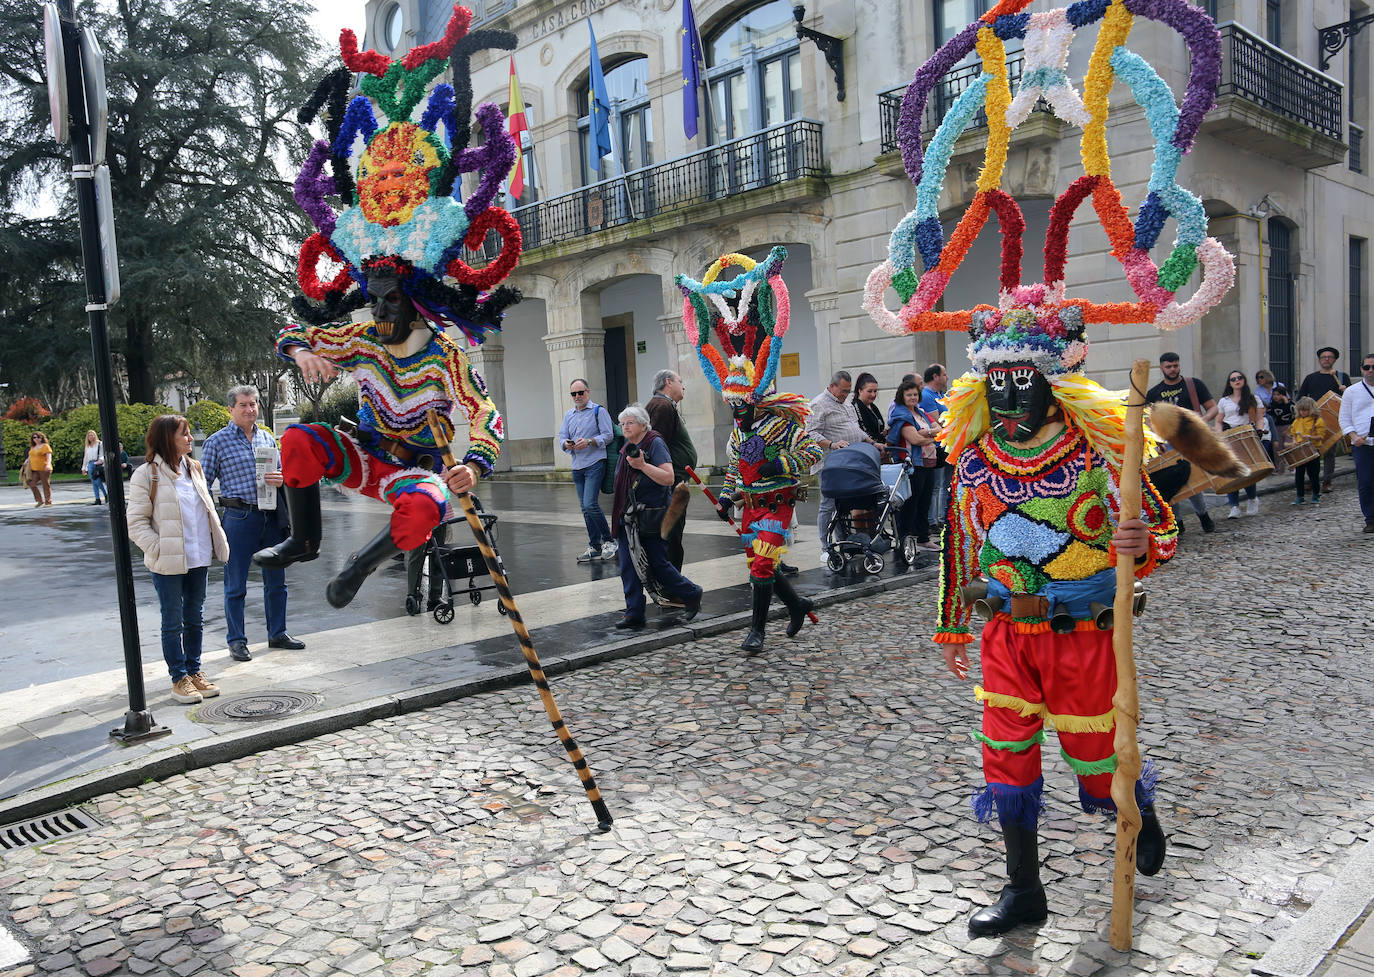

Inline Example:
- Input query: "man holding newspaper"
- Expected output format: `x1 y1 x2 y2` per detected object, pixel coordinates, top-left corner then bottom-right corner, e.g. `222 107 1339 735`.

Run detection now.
200 385 305 663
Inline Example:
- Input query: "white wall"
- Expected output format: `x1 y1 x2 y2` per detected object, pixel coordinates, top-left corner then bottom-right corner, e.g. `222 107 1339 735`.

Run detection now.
497 297 552 441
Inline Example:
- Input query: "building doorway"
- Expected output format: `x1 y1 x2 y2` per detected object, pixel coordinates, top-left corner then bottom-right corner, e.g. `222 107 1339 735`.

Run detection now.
602 314 636 418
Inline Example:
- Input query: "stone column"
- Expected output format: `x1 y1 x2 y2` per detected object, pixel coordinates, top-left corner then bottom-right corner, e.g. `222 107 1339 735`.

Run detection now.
463 333 509 473
806 287 840 385
544 291 607 471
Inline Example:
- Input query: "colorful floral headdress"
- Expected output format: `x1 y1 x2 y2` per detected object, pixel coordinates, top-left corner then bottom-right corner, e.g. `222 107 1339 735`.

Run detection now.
863 0 1235 376
675 248 792 405
292 4 522 344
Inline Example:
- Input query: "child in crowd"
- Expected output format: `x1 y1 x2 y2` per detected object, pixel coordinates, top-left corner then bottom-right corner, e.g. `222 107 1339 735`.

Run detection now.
1289 396 1327 504
1268 383 1295 473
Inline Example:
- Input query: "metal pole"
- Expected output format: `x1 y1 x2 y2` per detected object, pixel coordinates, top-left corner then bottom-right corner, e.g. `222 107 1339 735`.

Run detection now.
55 0 169 742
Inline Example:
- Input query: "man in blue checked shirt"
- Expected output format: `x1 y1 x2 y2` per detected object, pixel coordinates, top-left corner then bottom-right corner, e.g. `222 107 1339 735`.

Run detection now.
558 378 617 563
201 385 305 662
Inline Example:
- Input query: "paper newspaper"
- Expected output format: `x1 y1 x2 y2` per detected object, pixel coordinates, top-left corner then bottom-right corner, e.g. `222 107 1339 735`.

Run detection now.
254 445 279 510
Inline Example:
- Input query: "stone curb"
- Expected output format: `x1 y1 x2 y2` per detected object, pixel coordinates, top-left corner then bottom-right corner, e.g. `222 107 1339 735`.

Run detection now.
1251 838 1374 977
0 563 937 827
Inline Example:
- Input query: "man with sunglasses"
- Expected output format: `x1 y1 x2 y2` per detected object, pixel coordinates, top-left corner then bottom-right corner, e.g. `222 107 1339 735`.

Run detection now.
1338 354 1374 533
559 380 617 563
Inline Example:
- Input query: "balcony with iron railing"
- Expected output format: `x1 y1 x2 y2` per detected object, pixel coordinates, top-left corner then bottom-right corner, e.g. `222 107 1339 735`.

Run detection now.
1204 22 1347 168
464 118 826 265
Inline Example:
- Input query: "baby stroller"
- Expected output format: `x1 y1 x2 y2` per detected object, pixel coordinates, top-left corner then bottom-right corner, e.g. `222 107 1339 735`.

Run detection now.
405 496 506 623
819 443 920 573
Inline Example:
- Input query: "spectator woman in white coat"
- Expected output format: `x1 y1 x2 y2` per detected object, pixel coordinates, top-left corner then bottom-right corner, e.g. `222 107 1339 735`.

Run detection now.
128 415 230 704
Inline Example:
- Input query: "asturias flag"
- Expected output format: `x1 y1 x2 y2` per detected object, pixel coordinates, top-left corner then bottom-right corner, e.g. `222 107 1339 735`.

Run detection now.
506 56 529 200
681 0 705 139
587 21 613 175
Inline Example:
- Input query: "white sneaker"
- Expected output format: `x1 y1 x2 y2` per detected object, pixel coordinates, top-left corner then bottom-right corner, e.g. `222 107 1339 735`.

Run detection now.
576 546 600 563
600 540 618 560
1227 505 1241 519
1245 498 1259 516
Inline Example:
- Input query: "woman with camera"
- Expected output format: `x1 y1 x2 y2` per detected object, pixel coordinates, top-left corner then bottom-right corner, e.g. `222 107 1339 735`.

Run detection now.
610 404 703 630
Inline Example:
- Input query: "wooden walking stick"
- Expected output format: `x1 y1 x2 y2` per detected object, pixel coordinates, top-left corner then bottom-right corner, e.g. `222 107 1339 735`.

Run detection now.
1109 358 1149 950
684 465 818 624
426 410 613 832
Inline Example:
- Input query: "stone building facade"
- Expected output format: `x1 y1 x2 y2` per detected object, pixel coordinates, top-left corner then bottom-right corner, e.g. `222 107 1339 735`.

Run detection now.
361 0 1372 469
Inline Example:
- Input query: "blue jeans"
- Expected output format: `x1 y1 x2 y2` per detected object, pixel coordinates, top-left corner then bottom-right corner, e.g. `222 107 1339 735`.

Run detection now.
220 506 288 645
1226 483 1258 506
616 527 701 622
573 461 611 547
150 567 209 681
86 461 107 502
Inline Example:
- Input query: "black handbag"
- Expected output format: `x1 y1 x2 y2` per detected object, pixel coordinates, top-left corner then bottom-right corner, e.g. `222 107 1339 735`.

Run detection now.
90 462 105 481
625 482 667 539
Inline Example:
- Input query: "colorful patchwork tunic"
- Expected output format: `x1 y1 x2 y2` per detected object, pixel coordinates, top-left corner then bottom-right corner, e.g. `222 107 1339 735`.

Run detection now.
936 423 1177 825
274 321 503 550
721 410 822 579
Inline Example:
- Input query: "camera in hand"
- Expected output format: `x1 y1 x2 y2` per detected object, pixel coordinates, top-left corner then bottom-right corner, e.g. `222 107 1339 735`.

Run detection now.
624 442 641 458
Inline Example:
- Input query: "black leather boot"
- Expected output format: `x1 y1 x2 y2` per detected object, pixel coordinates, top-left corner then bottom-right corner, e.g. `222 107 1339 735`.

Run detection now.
771 574 813 638
327 527 402 608
740 578 772 652
968 822 1048 937
253 485 322 568
1137 802 1167 876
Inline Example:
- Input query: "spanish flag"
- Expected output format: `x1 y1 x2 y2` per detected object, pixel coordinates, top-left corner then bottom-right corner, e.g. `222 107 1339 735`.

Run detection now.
507 56 529 201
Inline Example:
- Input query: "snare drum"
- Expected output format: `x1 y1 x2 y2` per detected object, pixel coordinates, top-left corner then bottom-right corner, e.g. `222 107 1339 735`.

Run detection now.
1277 439 1319 469
1317 392 1344 453
1210 424 1274 494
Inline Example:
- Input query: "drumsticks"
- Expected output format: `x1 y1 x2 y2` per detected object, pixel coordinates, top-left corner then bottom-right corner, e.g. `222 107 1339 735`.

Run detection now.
426 410 613 832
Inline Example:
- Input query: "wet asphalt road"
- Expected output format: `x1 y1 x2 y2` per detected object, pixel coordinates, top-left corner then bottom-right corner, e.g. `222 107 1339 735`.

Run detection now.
0 480 746 696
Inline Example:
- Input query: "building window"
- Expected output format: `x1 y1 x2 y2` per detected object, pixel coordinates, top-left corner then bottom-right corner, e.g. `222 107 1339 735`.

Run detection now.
1268 219 1296 387
1203 0 1218 21
382 3 404 51
577 56 652 185
705 0 802 142
1353 238 1367 366
1265 0 1281 47
933 0 988 48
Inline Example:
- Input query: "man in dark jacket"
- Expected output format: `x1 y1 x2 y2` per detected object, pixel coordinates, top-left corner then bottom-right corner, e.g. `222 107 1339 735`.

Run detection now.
646 369 697 570
1297 347 1350 493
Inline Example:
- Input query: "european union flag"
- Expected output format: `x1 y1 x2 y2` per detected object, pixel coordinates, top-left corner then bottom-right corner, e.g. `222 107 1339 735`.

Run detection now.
681 0 705 139
587 22 612 175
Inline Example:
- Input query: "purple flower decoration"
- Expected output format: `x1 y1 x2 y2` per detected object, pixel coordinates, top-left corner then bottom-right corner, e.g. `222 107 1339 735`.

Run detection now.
740 435 767 464
294 140 338 236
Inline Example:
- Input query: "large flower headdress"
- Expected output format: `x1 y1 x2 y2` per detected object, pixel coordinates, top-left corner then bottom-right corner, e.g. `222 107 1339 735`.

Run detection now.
674 248 793 406
863 0 1235 379
292 4 522 344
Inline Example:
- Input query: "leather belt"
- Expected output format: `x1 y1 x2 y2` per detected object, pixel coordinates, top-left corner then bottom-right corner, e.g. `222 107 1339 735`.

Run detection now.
1008 593 1050 619
740 487 798 511
219 497 258 511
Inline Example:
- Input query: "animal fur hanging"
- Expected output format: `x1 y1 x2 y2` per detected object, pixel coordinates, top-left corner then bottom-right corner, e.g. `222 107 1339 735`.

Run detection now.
1146 402 1248 478
660 483 692 534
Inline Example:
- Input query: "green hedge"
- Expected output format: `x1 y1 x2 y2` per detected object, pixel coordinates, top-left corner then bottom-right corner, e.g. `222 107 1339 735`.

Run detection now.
186 400 232 437
2 404 173 472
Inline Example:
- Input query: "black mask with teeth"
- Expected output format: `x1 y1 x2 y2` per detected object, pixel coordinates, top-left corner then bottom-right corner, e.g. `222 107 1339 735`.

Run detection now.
366 269 419 343
986 360 1056 442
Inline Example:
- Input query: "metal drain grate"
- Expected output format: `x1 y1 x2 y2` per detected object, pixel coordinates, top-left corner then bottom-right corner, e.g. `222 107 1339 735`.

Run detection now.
195 690 322 724
0 808 101 852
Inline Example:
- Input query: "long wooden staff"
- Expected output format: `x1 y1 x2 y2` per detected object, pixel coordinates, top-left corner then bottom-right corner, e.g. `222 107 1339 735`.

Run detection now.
1109 359 1149 950
684 465 818 624
426 410 613 832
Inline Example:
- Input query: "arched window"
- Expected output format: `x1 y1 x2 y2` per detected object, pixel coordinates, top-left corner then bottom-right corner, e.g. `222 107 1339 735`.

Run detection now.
705 0 802 143
576 56 653 185
1268 218 1297 387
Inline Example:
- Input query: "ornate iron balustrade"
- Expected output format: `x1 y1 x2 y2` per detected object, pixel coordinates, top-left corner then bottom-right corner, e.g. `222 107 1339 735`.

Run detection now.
879 54 1046 156
1351 124 1364 173
1218 23 1343 139
464 119 825 259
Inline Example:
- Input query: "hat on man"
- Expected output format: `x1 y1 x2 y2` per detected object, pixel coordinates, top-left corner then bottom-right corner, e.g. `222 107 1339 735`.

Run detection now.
1317 346 1340 359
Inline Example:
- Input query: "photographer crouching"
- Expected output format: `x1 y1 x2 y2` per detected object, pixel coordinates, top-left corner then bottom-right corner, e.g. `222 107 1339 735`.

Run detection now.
610 405 703 630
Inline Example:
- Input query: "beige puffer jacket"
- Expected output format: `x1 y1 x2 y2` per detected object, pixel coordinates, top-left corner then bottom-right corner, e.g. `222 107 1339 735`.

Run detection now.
127 455 230 575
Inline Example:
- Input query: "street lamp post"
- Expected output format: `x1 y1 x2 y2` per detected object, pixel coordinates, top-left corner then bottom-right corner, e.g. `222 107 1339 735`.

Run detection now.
45 0 169 743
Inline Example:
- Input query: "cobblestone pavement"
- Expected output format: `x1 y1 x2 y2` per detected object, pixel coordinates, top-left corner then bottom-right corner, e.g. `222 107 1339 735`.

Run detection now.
2 495 1371 977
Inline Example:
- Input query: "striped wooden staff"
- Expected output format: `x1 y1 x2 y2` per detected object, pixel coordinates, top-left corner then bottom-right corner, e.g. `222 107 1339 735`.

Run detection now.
684 465 818 624
1109 359 1149 950
426 409 613 832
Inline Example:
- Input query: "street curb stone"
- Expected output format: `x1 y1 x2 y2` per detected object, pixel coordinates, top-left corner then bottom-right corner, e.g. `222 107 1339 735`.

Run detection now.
0 563 937 826
1251 838 1374 977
